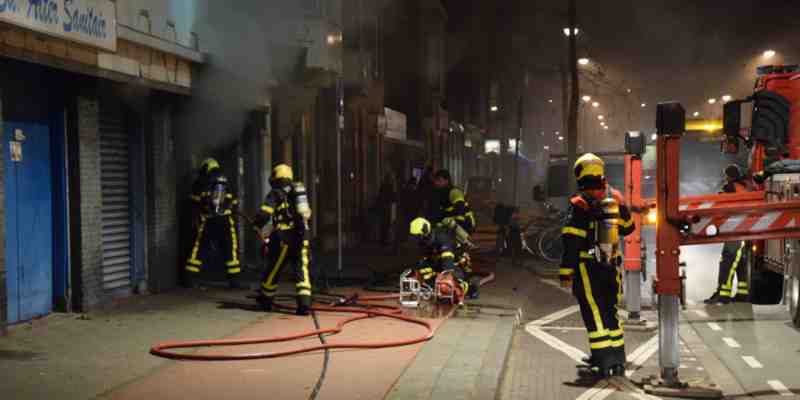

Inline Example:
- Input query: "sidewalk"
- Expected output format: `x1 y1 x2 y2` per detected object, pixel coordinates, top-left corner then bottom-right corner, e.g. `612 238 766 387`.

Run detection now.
0 241 447 400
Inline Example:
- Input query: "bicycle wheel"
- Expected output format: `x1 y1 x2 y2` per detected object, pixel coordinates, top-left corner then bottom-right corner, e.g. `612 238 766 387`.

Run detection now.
538 225 563 263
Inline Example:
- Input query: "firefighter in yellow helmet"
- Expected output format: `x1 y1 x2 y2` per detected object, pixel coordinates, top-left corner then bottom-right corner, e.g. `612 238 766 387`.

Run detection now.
560 153 635 378
252 164 314 315
185 158 241 289
431 169 476 234
409 217 478 302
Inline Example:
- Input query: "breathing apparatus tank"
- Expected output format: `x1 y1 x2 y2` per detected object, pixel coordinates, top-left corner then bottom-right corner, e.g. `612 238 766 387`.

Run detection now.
594 195 622 266
210 176 228 216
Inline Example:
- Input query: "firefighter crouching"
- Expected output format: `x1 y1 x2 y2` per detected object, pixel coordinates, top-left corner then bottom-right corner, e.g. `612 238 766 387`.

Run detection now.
185 158 241 289
560 153 636 378
252 164 314 316
409 217 479 303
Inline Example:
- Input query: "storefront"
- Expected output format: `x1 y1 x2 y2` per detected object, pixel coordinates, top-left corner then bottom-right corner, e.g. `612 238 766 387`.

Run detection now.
1 0 201 333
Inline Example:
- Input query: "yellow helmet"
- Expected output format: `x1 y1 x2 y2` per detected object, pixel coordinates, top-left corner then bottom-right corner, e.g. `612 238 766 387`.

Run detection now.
410 218 431 236
272 164 294 181
573 153 605 189
201 158 220 173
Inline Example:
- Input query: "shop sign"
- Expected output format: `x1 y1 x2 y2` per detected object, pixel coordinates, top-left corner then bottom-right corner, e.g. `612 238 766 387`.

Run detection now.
0 0 117 51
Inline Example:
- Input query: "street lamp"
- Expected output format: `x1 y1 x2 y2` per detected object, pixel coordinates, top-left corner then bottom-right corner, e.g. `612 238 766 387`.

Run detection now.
651 133 657 141
578 58 590 66
708 98 717 104
722 95 732 102
558 136 564 141
490 105 499 112
603 126 609 130
563 27 580 37
598 115 605 120
693 111 700 117
592 101 600 108
641 103 647 108
548 99 554 103
582 95 592 102
763 49 776 59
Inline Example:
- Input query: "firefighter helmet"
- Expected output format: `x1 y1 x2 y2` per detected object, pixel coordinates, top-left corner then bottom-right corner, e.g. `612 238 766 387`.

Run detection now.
271 164 294 181
410 218 431 237
724 164 743 180
574 153 606 190
201 158 220 173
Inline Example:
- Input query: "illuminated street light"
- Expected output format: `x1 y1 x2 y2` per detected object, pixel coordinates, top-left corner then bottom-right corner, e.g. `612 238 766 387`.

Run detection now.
708 98 717 104
558 136 564 141
722 95 732 102
578 58 590 65
548 99 554 103
490 105 499 112
598 115 605 120
603 126 609 130
563 27 580 37
763 49 776 59
555 131 560 135
626 88 632 93
693 111 700 117
641 103 647 108
592 102 600 108
582 95 592 102
651 133 657 141
543 145 550 151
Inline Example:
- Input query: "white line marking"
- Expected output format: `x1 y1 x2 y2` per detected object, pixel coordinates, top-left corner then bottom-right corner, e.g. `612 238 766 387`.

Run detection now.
526 306 662 400
529 305 580 327
741 356 763 369
693 310 709 318
707 322 722 331
768 380 794 396
539 326 586 331
722 337 741 348
541 278 571 294
575 383 614 400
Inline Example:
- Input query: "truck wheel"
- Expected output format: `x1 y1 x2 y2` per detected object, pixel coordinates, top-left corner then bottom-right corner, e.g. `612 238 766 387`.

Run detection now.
749 256 784 305
788 275 800 328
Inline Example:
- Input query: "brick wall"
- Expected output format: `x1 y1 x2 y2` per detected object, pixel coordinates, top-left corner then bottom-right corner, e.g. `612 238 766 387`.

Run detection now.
0 88 6 335
146 102 178 292
77 97 103 310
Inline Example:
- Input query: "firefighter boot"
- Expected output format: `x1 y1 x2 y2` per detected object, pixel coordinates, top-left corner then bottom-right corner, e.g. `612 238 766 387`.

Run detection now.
255 294 273 312
296 296 312 316
704 291 730 305
610 364 626 377
227 274 241 290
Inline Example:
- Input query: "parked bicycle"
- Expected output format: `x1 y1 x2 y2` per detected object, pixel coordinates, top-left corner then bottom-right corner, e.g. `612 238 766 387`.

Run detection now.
521 202 568 263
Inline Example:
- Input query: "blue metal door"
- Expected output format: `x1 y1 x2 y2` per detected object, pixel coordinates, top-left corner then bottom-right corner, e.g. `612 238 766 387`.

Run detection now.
4 122 53 323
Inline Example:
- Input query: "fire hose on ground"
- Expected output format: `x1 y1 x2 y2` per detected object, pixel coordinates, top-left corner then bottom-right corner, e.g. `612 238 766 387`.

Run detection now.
149 271 495 362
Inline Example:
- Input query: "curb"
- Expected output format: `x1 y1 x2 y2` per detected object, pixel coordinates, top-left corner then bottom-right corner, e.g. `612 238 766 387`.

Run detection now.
475 315 518 400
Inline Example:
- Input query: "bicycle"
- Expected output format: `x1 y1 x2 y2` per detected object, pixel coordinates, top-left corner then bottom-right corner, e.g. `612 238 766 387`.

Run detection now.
521 202 567 263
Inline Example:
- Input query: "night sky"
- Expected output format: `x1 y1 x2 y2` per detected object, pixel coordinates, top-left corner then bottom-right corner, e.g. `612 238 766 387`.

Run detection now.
444 0 800 148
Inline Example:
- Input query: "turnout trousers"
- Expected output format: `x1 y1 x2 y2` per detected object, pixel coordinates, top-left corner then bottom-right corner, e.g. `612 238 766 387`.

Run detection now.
718 241 749 299
573 261 625 370
185 215 240 275
260 234 312 303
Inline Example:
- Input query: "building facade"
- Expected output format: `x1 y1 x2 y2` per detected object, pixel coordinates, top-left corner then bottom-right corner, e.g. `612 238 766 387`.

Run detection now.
1 0 202 333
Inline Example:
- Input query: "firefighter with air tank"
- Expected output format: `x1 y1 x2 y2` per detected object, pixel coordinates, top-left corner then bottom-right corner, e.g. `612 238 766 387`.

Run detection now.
560 153 636 378
252 164 314 316
185 158 241 289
